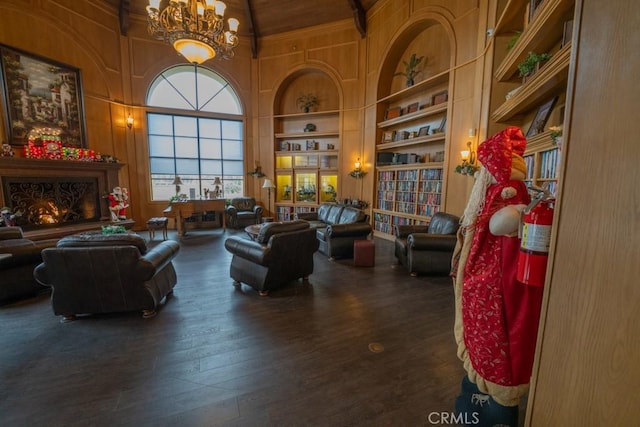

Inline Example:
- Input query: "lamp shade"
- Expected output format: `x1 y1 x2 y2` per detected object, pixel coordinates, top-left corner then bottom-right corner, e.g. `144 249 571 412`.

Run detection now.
213 177 222 185
262 178 274 189
172 176 183 185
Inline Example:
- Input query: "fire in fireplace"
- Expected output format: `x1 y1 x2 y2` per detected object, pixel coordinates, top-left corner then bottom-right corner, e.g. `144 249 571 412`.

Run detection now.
2 177 101 230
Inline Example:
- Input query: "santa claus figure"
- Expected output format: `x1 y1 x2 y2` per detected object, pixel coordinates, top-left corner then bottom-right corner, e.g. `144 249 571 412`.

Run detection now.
452 127 544 426
107 187 129 221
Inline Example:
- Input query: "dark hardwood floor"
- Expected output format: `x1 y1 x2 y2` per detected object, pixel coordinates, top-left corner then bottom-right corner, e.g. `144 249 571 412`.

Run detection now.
0 228 468 426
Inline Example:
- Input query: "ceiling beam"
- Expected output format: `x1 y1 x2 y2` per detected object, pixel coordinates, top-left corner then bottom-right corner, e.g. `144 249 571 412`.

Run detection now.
118 0 130 36
347 0 367 38
242 0 258 58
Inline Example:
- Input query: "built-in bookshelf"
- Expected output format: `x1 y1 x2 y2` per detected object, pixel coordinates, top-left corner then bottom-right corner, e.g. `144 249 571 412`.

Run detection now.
489 0 575 197
373 165 443 237
373 22 452 240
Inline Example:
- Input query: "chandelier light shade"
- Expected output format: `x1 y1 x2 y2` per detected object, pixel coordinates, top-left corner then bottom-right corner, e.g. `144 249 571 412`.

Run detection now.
146 0 240 64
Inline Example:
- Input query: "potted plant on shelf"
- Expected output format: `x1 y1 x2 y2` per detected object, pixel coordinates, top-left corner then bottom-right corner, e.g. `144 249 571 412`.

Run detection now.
296 93 319 113
518 51 551 81
394 53 425 87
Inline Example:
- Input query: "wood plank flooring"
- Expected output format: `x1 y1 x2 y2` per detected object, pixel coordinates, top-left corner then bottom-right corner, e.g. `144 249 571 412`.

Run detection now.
1 228 469 426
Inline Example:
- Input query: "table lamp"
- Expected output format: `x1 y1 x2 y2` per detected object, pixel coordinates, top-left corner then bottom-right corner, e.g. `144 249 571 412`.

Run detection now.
213 177 222 198
262 178 275 215
172 176 183 197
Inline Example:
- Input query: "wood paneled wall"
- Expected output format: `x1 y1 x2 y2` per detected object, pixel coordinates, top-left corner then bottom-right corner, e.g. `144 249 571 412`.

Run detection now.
526 0 640 424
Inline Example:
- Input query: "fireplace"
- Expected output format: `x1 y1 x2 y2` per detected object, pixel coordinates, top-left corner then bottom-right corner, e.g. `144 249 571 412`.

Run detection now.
0 157 124 238
3 177 101 230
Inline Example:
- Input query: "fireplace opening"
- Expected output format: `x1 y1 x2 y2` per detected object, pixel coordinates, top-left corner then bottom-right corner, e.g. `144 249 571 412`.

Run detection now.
2 177 101 230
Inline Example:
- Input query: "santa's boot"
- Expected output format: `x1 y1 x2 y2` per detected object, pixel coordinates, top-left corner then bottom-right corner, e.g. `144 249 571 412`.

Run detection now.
454 376 518 427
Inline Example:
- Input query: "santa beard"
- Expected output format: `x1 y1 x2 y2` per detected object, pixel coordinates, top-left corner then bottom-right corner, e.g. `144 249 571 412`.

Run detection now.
461 167 493 228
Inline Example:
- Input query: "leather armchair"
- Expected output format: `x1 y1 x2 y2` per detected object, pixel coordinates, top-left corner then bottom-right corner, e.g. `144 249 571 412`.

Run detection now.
0 227 58 304
34 233 180 322
226 197 263 228
298 203 372 259
224 220 319 296
394 212 460 276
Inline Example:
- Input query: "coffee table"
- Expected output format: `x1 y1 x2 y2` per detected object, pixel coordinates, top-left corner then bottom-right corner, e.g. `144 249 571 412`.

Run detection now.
244 224 263 241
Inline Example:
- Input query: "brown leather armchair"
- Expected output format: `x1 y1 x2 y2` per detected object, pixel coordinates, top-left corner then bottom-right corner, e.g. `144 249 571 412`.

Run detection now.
0 227 58 304
34 233 180 322
224 220 319 296
226 197 263 228
394 212 460 276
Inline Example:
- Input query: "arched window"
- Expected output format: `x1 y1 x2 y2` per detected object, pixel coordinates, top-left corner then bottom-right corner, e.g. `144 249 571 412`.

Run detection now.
146 65 244 201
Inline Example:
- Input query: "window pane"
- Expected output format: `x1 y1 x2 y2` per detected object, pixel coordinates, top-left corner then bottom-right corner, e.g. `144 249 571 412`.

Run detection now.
148 113 174 135
175 136 198 157
222 121 242 139
147 80 194 110
148 135 174 157
222 140 243 159
223 160 244 175
199 118 221 137
150 157 175 174
173 116 198 137
200 159 223 175
176 158 199 175
200 139 222 158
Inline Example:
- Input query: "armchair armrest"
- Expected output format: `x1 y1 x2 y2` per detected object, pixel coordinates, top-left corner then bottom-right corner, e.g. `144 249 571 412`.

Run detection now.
138 240 181 279
0 227 24 241
226 205 239 214
327 223 372 238
253 205 264 214
33 262 49 287
296 212 319 221
408 233 457 251
395 225 430 238
224 236 270 266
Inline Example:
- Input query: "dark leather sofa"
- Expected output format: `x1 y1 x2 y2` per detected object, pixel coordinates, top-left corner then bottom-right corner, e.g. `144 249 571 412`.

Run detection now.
394 212 460 276
34 233 180 322
296 203 371 259
224 220 319 296
0 227 58 304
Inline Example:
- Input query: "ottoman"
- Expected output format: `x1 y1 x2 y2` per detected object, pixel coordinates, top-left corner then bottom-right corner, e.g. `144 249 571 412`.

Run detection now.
147 217 168 241
354 239 375 267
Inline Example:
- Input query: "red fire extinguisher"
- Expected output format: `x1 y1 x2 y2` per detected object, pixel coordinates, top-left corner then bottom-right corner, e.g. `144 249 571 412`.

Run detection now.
517 194 555 287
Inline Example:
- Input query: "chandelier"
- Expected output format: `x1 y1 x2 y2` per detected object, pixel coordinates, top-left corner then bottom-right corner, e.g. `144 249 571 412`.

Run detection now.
146 0 240 64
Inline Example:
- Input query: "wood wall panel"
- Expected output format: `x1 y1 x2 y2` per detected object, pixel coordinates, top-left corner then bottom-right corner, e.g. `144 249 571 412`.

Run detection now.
527 1 640 424
307 42 360 81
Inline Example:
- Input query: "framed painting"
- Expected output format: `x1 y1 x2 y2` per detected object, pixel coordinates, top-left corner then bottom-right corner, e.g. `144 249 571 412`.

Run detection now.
418 125 430 137
0 44 86 147
526 96 558 137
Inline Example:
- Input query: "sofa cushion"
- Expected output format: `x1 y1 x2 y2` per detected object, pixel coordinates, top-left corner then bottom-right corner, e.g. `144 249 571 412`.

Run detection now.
325 205 344 225
57 233 148 254
316 204 333 222
256 220 309 244
338 207 366 224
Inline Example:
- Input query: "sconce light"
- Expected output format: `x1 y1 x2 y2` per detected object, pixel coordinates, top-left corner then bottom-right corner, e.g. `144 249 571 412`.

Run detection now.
212 177 222 198
349 157 367 179
455 141 478 176
172 175 183 196
126 114 134 129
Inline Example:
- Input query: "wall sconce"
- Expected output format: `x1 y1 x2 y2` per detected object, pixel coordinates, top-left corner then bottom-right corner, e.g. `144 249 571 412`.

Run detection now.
349 157 367 178
126 114 134 129
455 141 478 176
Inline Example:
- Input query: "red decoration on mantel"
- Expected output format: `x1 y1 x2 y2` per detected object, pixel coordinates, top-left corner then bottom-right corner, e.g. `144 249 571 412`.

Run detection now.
23 134 99 161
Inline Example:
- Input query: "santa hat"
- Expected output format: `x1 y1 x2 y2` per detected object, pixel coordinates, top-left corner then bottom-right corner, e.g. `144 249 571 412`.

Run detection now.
477 126 527 184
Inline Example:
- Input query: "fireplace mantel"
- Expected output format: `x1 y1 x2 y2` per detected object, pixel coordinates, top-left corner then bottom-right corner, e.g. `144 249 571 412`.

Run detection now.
0 157 125 239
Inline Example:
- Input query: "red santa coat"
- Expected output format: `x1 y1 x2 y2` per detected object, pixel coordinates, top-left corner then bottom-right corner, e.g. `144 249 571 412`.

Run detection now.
453 127 544 406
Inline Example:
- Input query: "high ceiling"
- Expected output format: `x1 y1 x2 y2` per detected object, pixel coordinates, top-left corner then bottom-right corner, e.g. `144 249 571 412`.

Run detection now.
107 0 379 56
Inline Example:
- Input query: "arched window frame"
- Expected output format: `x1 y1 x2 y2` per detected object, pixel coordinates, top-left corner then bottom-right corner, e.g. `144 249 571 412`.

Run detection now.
146 65 244 201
